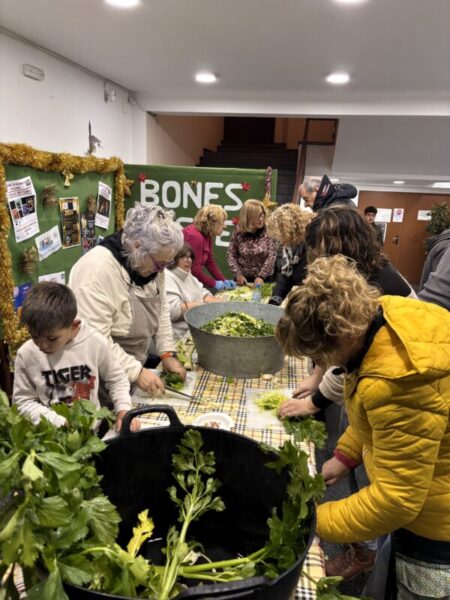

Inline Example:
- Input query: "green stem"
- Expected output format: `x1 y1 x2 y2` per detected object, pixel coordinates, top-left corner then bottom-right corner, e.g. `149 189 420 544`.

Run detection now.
159 470 201 600
181 546 267 574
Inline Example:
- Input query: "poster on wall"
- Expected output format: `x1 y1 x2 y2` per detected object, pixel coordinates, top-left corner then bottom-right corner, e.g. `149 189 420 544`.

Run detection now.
417 210 432 221
392 208 404 223
39 271 66 285
35 225 62 261
375 208 393 223
13 282 33 318
95 181 112 230
6 176 39 242
81 210 97 253
60 197 81 248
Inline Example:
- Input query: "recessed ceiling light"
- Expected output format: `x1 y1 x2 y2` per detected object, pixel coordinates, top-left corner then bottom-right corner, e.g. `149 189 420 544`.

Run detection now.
105 0 140 7
393 180 405 185
432 181 450 188
195 72 217 84
326 72 350 85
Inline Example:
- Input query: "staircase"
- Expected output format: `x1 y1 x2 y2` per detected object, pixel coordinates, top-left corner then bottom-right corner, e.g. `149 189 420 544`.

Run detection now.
197 142 298 204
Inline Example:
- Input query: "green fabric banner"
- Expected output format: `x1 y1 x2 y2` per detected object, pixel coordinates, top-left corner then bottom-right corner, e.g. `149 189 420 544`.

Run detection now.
124 164 277 277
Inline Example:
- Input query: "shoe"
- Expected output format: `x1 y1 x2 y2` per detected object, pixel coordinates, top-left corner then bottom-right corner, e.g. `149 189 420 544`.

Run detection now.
325 543 376 580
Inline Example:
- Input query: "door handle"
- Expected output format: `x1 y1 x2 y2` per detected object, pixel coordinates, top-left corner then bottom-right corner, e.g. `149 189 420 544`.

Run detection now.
392 235 399 245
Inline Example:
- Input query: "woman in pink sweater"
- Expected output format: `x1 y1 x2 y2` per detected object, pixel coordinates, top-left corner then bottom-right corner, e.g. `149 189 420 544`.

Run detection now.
183 205 236 290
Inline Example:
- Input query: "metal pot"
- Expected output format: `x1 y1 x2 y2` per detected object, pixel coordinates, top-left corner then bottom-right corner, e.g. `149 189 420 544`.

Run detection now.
65 406 315 600
184 302 285 378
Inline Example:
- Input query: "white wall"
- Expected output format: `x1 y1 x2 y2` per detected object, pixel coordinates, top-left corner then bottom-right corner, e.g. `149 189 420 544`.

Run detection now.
0 33 146 163
333 116 450 179
147 115 223 166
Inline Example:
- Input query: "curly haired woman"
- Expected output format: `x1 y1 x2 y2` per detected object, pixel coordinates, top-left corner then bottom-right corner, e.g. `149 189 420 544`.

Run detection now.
226 199 277 286
281 206 416 422
183 205 236 291
265 204 315 305
277 255 450 600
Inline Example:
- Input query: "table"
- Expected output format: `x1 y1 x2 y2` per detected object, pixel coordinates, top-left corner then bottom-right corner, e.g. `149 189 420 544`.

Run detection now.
133 340 325 599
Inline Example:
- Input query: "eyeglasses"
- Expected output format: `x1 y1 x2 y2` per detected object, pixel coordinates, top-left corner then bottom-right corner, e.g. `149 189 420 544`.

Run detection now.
151 255 175 271
180 255 193 261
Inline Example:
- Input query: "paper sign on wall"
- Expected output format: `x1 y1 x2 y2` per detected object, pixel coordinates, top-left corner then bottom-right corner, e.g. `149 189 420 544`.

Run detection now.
375 208 393 223
6 176 40 242
95 182 112 230
417 210 432 221
35 226 62 261
392 208 404 223
39 271 66 285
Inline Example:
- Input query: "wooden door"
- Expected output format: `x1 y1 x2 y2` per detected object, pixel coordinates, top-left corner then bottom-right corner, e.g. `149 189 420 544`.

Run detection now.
359 192 450 285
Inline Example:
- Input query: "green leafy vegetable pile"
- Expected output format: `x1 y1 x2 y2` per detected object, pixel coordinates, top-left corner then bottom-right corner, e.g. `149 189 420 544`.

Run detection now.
226 283 274 302
255 389 288 412
0 398 119 599
201 312 275 337
161 372 185 391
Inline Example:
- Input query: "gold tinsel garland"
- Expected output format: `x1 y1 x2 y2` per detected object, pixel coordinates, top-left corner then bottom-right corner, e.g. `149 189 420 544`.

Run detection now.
0 143 126 350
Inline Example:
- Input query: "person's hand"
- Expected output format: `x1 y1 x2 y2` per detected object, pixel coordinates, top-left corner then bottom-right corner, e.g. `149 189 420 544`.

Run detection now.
214 280 225 291
278 396 319 419
292 366 325 399
321 456 350 486
116 410 141 432
236 274 248 286
136 368 165 395
254 277 264 286
224 279 237 290
205 295 221 303
182 301 201 313
161 356 186 380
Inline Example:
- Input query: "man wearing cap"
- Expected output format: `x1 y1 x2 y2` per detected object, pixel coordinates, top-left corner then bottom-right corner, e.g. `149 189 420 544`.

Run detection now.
299 175 357 212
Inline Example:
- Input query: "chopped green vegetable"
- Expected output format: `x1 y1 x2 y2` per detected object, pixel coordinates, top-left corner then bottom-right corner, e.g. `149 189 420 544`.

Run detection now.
162 371 185 391
201 312 275 337
255 389 288 412
226 283 274 302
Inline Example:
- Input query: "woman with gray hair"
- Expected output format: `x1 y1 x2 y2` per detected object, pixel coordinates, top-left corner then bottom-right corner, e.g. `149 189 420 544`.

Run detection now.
69 204 186 397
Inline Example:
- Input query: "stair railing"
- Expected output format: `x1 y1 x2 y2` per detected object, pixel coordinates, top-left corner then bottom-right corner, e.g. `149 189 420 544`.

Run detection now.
292 118 310 203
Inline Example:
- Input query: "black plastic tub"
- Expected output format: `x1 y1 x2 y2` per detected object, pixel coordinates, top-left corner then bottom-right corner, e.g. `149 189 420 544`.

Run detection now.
65 406 315 600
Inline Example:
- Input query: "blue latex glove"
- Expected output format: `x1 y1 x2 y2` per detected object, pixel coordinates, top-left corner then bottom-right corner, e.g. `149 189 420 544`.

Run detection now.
214 280 225 291
224 279 237 290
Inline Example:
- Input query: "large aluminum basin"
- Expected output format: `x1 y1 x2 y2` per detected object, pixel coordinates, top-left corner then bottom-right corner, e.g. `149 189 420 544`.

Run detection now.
185 302 284 378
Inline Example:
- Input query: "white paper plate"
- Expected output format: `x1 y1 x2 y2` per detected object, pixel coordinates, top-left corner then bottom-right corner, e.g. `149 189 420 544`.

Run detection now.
193 412 234 431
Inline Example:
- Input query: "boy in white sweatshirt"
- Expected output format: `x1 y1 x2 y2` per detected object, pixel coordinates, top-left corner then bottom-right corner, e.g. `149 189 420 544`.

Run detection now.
13 282 136 431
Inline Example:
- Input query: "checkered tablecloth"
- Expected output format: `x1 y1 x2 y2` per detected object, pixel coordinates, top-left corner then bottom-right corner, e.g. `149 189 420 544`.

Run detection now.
133 343 325 599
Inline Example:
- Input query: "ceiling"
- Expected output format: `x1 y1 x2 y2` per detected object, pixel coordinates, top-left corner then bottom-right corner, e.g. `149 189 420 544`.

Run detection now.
0 0 449 117
1 0 449 191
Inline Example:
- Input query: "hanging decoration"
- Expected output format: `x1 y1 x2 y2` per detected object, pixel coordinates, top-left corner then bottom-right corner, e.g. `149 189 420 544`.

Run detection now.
262 166 277 213
19 247 39 275
0 142 126 349
241 182 252 192
41 184 58 208
62 169 74 187
138 172 147 183
190 180 198 188
85 121 102 156
123 176 135 197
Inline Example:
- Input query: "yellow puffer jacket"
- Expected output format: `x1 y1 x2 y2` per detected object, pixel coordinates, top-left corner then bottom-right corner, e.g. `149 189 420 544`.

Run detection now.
317 296 450 543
